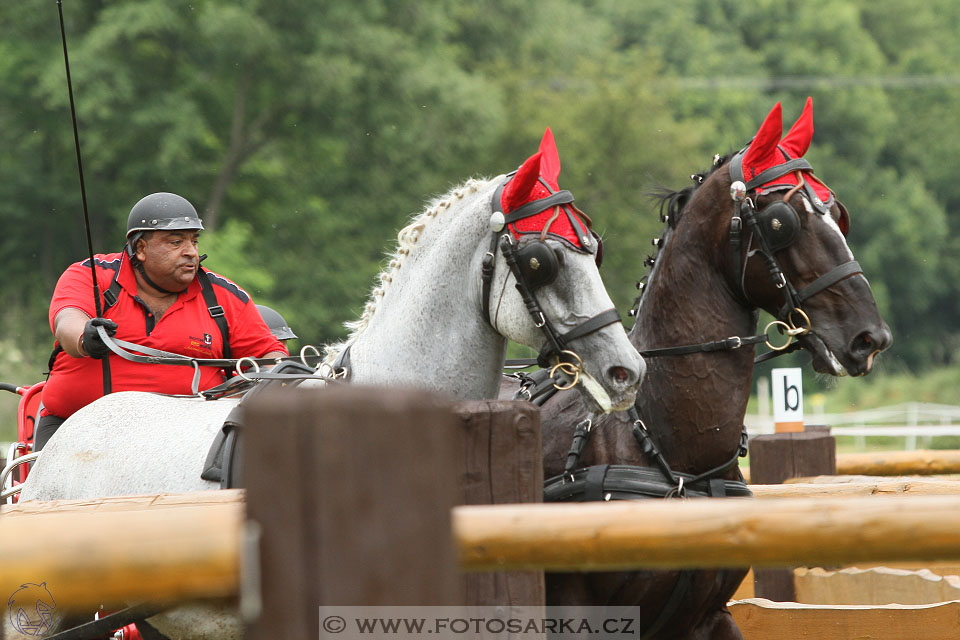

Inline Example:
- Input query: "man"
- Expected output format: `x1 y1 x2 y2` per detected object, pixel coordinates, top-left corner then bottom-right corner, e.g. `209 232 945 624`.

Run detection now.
36 192 287 451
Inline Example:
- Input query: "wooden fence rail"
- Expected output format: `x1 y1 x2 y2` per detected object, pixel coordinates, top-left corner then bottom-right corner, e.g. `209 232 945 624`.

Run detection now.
10 492 960 606
833 449 960 476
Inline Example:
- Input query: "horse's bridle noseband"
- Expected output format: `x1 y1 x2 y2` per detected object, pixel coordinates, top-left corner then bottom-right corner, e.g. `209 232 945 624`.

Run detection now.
481 174 621 379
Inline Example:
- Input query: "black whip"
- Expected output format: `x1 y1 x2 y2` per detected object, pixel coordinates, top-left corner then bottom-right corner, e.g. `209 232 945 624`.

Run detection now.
56 0 111 392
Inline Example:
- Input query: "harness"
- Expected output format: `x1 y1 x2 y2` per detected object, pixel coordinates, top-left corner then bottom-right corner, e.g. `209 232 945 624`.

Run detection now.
481 174 621 384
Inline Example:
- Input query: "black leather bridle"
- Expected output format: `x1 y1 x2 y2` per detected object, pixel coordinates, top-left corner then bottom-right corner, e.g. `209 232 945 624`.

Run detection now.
481 173 622 382
728 147 864 335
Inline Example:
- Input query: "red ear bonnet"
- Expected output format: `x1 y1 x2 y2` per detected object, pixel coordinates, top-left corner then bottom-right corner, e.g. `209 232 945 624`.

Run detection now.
498 127 591 249
741 97 834 212
780 96 814 158
740 102 783 183
501 151 543 213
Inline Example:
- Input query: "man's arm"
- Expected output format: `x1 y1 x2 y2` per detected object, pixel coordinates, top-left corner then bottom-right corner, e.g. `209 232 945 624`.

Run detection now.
263 351 287 359
53 308 93 357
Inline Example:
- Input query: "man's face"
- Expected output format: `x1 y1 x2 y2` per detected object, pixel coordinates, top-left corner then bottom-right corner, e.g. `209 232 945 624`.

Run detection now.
136 230 201 292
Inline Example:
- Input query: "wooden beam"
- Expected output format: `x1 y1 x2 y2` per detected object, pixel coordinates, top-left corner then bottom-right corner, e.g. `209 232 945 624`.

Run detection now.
242 386 462 639
730 598 960 640
752 480 960 498
456 400 544 607
793 566 960 605
0 489 242 516
13 492 960 605
835 450 960 476
454 495 960 571
0 500 241 611
787 474 960 484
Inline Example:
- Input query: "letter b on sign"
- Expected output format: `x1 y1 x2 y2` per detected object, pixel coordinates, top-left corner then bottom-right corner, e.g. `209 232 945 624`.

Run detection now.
772 368 803 433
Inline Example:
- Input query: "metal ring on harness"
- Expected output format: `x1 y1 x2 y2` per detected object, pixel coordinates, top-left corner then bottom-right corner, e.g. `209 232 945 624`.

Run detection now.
235 356 261 381
299 344 321 369
549 350 583 390
664 476 686 500
787 307 812 335
763 320 797 351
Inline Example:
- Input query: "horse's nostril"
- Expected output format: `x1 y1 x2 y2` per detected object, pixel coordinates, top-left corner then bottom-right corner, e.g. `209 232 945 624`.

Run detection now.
852 327 892 356
609 366 631 385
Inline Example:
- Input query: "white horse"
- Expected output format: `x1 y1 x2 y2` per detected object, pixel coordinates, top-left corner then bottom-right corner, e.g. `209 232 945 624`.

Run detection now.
14 129 643 639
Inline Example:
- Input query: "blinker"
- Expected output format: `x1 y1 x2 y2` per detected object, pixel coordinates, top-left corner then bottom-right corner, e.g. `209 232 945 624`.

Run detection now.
755 200 800 253
515 240 559 290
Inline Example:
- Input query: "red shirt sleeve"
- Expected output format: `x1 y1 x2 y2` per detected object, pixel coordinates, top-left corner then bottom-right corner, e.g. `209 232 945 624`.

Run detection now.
229 297 289 357
48 258 118 330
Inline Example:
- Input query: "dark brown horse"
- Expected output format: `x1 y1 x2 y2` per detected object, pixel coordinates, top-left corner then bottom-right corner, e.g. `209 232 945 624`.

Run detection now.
511 98 892 640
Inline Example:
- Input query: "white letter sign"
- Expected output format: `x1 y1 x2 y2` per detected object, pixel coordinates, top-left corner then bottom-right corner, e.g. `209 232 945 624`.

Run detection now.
771 367 803 433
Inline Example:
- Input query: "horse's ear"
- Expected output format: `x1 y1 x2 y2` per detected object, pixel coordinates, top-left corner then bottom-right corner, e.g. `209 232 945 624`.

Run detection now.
781 96 814 158
741 102 783 181
538 127 562 189
502 150 543 212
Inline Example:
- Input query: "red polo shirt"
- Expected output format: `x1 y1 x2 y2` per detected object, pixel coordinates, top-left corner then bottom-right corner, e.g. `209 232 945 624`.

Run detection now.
42 251 287 418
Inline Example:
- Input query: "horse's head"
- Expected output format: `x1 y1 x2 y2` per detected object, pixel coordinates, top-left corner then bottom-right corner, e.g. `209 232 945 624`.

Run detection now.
485 128 644 412
723 98 891 376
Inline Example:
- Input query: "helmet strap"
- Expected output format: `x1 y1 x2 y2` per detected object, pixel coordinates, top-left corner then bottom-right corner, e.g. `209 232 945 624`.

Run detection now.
134 261 188 296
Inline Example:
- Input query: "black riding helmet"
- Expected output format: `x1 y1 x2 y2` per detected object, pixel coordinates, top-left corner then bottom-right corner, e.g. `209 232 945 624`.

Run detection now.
256 304 298 341
126 192 204 257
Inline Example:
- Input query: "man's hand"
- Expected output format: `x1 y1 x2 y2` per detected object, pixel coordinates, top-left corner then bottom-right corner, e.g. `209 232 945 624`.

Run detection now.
81 318 119 359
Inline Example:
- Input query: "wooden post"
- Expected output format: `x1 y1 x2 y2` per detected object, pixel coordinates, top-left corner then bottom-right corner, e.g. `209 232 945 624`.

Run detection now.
748 425 836 601
456 400 544 606
243 386 463 640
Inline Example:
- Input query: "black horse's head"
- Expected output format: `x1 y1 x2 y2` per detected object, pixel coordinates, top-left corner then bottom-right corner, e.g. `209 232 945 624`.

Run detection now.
723 98 891 376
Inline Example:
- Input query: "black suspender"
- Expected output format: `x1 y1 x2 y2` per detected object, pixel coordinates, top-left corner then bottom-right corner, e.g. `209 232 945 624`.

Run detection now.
196 267 232 360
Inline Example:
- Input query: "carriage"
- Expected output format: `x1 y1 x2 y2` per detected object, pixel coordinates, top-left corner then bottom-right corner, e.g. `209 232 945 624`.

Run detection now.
1 381 43 502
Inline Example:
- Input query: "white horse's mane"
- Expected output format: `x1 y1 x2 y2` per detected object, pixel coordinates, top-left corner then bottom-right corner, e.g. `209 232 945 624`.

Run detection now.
324 177 489 362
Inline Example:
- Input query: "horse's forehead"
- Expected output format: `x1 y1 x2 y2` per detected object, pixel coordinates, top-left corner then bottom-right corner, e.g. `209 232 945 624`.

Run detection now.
819 209 854 256
552 243 607 290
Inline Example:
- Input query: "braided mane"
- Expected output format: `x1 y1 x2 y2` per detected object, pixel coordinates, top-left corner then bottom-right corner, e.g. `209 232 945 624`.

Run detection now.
324 178 488 362
632 153 734 312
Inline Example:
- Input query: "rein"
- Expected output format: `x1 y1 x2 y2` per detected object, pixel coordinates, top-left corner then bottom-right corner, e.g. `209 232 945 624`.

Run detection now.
94 326 339 395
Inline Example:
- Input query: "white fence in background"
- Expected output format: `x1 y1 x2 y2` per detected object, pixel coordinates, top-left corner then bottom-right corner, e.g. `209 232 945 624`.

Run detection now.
746 401 960 450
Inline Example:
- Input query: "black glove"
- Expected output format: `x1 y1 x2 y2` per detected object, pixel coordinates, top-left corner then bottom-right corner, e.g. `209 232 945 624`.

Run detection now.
81 318 118 359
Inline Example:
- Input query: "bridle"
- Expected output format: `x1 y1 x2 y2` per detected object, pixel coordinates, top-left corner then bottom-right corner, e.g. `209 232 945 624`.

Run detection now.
481 173 620 388
728 147 863 351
